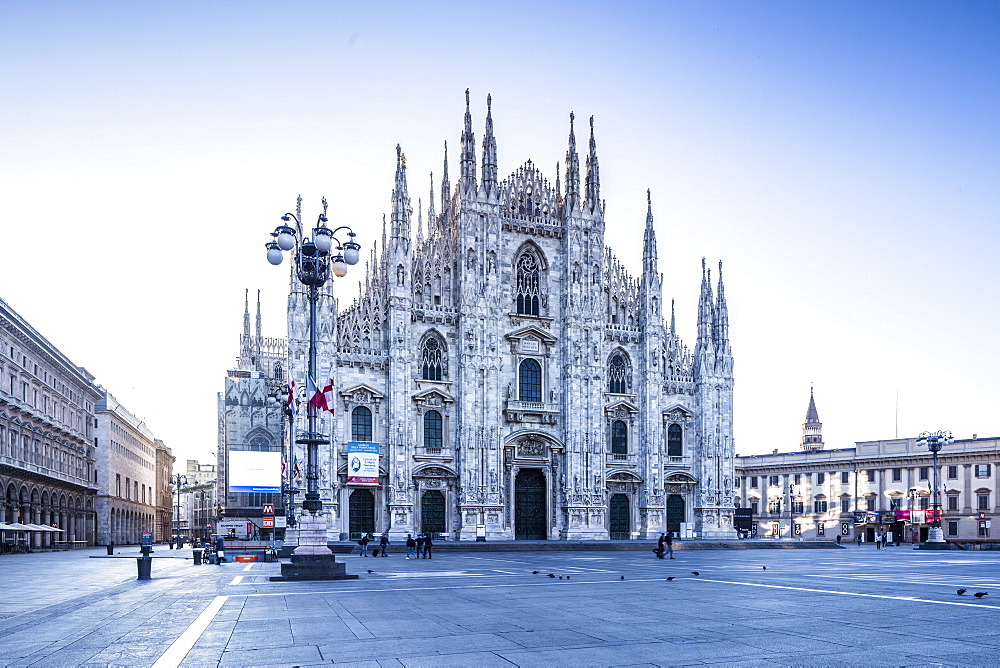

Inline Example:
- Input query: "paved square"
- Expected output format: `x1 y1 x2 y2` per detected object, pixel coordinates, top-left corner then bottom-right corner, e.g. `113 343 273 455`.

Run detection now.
2 545 999 666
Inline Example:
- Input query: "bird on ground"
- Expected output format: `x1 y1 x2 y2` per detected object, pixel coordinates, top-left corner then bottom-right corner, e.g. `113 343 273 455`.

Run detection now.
666 577 675 581
566 576 570 580
367 570 374 574
974 592 989 599
548 573 556 578
762 566 767 570
620 575 625 580
559 576 563 580
957 589 967 595
691 571 700 576
532 571 539 574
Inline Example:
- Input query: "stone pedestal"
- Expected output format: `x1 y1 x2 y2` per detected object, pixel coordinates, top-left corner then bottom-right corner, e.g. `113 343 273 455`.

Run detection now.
270 513 357 581
918 526 952 550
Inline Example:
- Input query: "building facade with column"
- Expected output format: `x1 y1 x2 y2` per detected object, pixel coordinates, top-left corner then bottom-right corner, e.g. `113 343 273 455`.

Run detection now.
154 439 174 543
0 297 101 549
277 92 737 542
735 391 1000 544
94 391 160 545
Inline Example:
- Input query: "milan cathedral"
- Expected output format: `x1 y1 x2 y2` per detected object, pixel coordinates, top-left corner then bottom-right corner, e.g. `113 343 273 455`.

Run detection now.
228 91 736 542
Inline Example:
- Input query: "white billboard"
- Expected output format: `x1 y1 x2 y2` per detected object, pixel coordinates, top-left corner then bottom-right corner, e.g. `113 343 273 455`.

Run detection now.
347 441 380 486
228 450 281 493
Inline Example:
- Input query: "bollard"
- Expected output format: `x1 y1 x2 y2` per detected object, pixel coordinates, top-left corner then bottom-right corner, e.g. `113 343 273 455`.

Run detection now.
136 556 152 580
193 549 203 565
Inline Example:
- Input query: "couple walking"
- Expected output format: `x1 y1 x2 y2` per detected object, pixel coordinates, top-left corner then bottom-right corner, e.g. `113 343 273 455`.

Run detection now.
405 532 434 559
653 532 674 559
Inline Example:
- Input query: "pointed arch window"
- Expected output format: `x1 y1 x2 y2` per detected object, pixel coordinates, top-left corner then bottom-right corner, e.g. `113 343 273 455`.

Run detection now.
611 420 628 455
667 424 682 457
515 252 540 316
421 337 445 381
608 353 631 394
423 410 443 449
351 406 373 442
518 359 542 402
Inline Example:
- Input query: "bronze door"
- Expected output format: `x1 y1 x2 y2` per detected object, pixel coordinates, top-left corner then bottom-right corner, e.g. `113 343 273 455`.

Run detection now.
514 469 547 540
609 494 630 539
349 489 375 540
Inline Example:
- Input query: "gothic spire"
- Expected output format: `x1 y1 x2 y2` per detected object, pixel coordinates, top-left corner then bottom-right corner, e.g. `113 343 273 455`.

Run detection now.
564 112 580 213
697 258 715 345
427 172 436 235
642 189 657 275
714 261 729 346
255 288 262 339
390 144 411 243
416 197 424 244
806 387 820 423
460 89 476 194
481 93 498 198
242 288 250 340
670 298 676 337
584 115 600 215
440 141 450 213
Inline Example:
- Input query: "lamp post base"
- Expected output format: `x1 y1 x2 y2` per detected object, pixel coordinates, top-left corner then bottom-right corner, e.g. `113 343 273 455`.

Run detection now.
271 512 357 581
918 526 953 549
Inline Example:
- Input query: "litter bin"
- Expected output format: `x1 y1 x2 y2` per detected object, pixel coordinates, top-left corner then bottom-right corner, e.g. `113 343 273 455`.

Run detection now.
106 544 114 556
193 549 203 565
136 556 152 580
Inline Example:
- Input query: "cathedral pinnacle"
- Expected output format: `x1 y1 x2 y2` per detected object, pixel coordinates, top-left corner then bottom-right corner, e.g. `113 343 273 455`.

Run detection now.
697 258 715 346
714 260 729 348
564 112 580 213
584 115 600 215
481 93 498 198
440 141 450 214
427 172 435 235
460 89 477 194
390 146 411 245
642 189 657 275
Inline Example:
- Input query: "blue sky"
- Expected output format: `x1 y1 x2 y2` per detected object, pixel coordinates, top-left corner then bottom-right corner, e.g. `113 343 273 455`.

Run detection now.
1 1 997 463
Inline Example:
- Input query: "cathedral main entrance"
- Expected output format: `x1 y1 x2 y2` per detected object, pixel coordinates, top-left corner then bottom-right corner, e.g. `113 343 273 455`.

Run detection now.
514 469 546 540
666 494 685 535
349 489 375 540
609 494 630 539
421 490 446 534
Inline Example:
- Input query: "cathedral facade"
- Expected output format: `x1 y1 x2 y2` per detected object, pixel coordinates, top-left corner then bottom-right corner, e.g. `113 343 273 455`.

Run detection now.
278 93 736 541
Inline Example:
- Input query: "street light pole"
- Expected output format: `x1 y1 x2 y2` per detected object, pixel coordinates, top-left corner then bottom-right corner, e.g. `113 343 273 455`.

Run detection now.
172 473 189 549
917 430 954 548
265 197 361 581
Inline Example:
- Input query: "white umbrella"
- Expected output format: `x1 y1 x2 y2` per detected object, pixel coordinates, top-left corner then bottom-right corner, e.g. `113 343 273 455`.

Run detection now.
1 523 32 531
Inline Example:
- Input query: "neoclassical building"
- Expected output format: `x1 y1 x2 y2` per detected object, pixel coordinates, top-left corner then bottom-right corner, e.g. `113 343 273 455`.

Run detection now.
272 92 737 542
0 296 101 548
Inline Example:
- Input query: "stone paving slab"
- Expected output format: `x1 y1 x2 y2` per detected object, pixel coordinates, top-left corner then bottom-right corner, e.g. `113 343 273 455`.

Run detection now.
3 546 1000 666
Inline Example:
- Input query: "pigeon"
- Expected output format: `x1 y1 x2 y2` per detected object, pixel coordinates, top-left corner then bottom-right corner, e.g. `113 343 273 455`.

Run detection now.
957 589 967 595
762 566 767 570
974 592 989 599
620 575 625 580
666 577 675 581
367 570 374 574
532 571 539 575
566 576 570 580
548 573 556 578
559 576 563 580
691 571 700 576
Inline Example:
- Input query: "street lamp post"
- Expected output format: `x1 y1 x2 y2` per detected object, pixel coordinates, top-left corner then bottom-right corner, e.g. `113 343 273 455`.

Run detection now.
267 390 299 552
917 430 954 549
265 197 360 581
171 473 189 549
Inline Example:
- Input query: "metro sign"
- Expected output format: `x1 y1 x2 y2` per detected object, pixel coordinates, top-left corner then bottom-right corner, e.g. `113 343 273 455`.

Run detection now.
262 516 275 528
262 504 275 515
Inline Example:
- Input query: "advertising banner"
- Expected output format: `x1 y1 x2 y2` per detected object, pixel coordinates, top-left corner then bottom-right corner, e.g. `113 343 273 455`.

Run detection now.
228 450 281 493
347 441 380 486
911 510 926 524
879 511 897 524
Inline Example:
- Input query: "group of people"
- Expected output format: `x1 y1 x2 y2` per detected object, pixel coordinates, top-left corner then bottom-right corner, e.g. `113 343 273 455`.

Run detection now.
653 532 674 559
357 531 435 559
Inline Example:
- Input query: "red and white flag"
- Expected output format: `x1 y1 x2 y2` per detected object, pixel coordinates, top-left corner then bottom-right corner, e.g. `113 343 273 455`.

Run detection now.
322 375 335 414
308 374 328 412
286 380 297 417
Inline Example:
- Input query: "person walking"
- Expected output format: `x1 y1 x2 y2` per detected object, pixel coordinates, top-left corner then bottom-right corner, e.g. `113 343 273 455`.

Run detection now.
358 532 371 557
405 534 416 559
379 532 390 557
856 533 863 547
415 533 425 559
423 532 433 559
664 531 674 559
654 533 666 559
214 535 226 565
875 532 882 550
